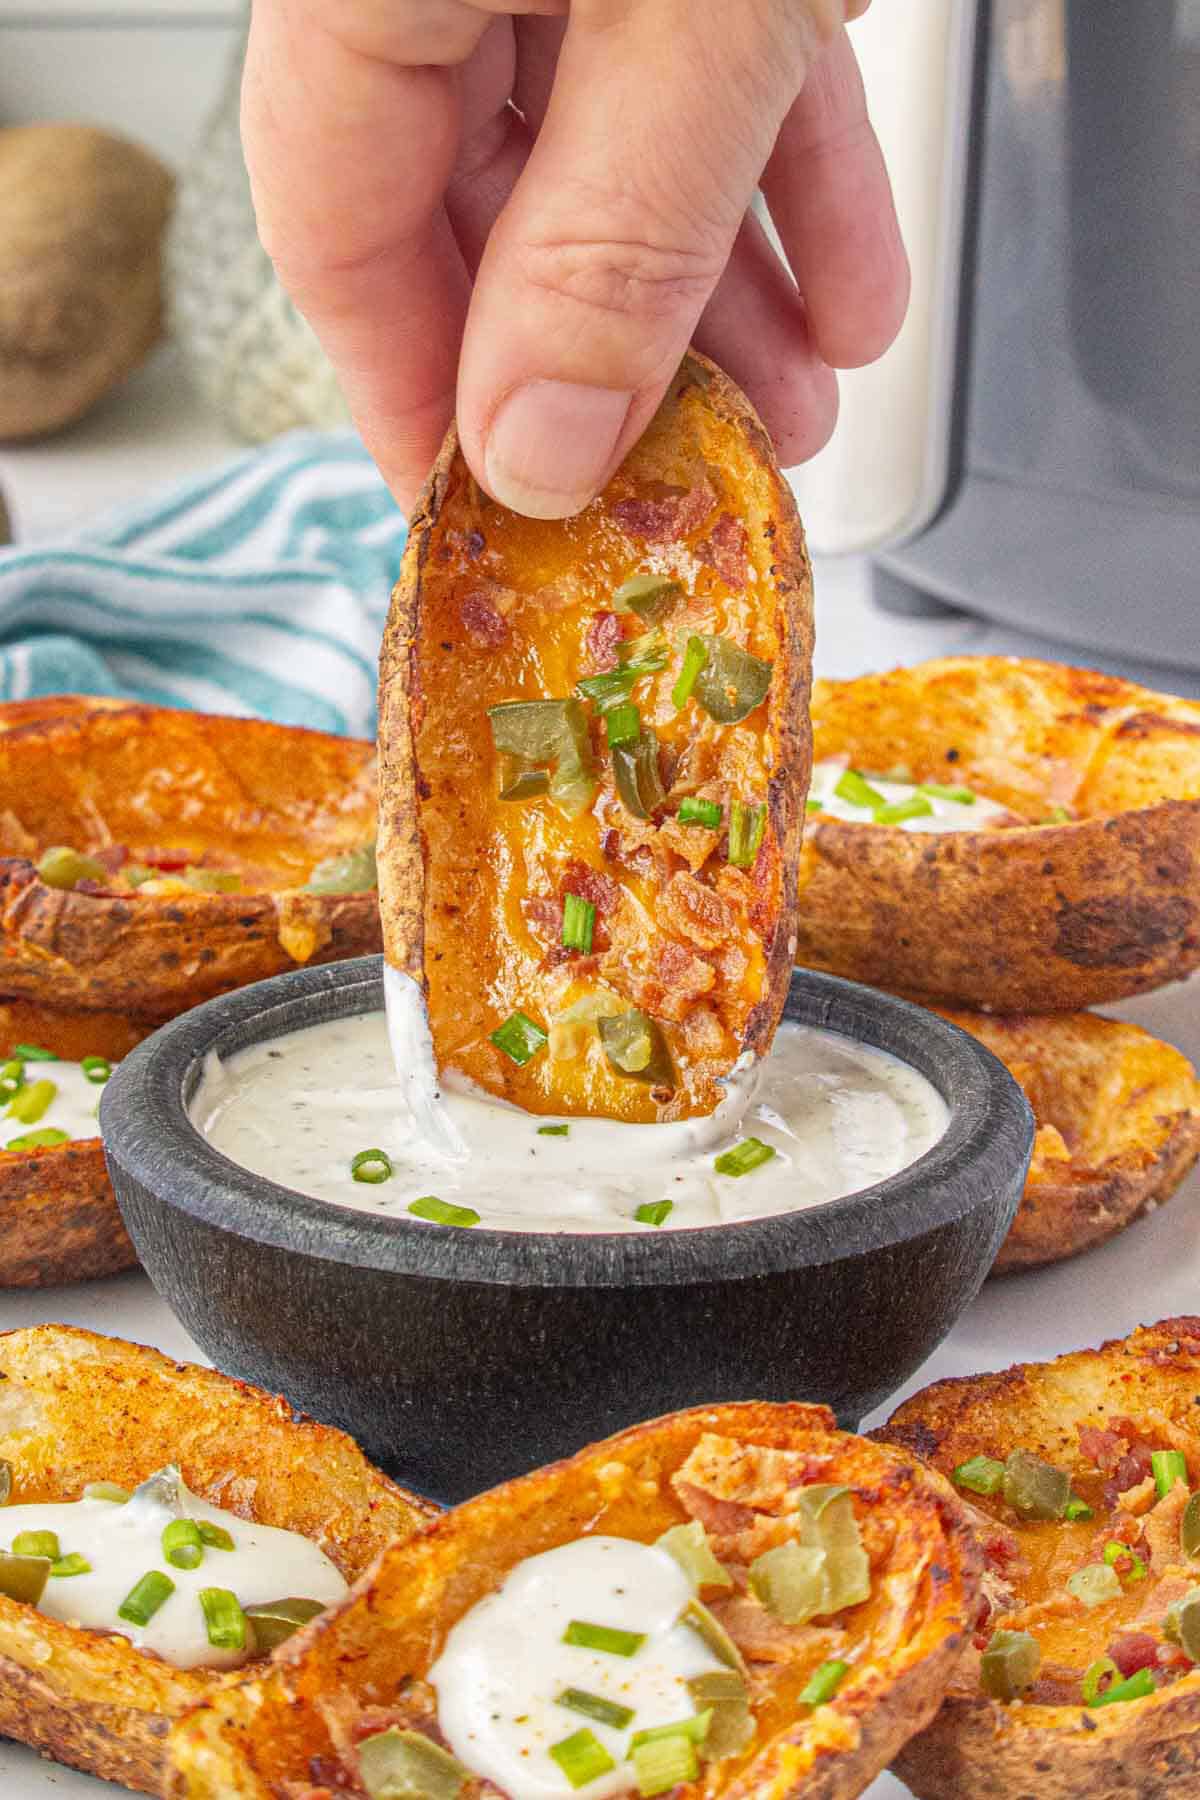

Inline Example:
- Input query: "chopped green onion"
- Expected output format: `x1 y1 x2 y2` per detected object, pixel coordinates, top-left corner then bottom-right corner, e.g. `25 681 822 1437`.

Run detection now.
576 668 637 714
677 796 722 829
875 794 934 826
562 1619 645 1657
714 1137 776 1178
1065 1497 1094 1522
726 799 766 868
199 1586 246 1651
83 1482 130 1504
597 1011 675 1089
36 846 106 890
979 1629 1041 1701
672 635 709 709
182 867 241 893
50 1553 91 1578
1042 805 1073 824
11 1044 56 1062
12 1530 59 1561
118 1569 175 1626
7 1079 56 1125
1066 1563 1122 1608
952 1456 1006 1497
657 1521 732 1592
350 1148 393 1185
1082 1657 1118 1706
631 1733 698 1796
1182 1492 1200 1558
243 1596 326 1651
799 1660 850 1707
1152 1449 1188 1498
162 1519 205 1571
917 783 976 804
0 1551 51 1605
613 575 681 622
1089 1666 1156 1708
604 703 641 749
0 1061 23 1106
1101 1541 1146 1582
80 1056 112 1085
538 1124 570 1137
620 627 670 674
6 1128 69 1151
304 844 377 895
561 894 597 954
490 1010 548 1066
834 769 885 811
408 1196 481 1228
630 1712 711 1748
635 1200 673 1227
197 1521 235 1552
806 797 823 813
556 1689 634 1731
549 1729 616 1790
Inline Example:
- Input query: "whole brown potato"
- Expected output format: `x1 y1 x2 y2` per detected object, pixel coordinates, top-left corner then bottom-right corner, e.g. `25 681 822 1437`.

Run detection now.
0 124 173 439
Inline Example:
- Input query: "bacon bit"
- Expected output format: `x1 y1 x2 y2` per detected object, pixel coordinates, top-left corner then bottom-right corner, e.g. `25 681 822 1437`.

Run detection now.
139 847 190 872
92 844 128 875
710 1595 843 1666
459 590 511 647
1118 1474 1158 1517
680 1006 725 1056
600 829 621 862
1137 1572 1193 1625
1143 1478 1190 1567
697 512 749 588
1090 1512 1143 1560
582 610 622 672
656 870 736 952
612 479 716 544
562 859 621 917
521 896 563 944
1158 1642 1193 1670
1109 1631 1161 1677
674 1481 758 1540
1028 1664 1083 1706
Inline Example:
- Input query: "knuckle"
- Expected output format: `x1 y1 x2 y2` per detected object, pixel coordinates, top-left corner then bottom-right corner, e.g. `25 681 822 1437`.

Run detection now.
513 231 722 327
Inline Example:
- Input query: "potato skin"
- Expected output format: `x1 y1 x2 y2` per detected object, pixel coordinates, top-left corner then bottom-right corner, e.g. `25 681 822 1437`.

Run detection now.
167 1400 980 1800
796 659 1200 1010
0 126 172 440
0 1325 436 1794
934 1009 1200 1273
878 1319 1200 1800
0 705 381 1020
379 351 814 1119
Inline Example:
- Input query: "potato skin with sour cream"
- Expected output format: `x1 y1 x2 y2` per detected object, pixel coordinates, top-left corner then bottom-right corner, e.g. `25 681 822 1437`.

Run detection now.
377 351 814 1123
166 1400 981 1800
0 1325 436 1795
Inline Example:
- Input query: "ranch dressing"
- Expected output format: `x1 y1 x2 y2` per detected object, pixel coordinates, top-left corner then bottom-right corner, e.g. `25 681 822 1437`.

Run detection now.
0 1059 108 1149
2 1468 346 1670
193 1010 948 1234
808 758 1013 832
429 1537 728 1800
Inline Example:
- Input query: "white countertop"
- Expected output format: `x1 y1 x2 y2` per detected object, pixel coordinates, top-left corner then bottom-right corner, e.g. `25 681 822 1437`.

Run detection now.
1 350 1197 1799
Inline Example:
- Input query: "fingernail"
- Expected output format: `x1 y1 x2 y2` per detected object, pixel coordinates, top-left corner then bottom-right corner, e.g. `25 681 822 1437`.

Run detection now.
484 380 633 518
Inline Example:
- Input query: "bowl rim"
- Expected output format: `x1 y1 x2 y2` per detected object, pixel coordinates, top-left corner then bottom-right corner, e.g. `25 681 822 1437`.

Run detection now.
100 957 1032 1291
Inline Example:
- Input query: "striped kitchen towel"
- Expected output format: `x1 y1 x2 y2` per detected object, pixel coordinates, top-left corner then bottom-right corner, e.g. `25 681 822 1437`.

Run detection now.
0 430 406 739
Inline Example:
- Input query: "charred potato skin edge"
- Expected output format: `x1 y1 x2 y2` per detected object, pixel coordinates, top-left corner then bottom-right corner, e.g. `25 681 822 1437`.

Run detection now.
166 1399 980 1800
0 1325 436 1794
877 1318 1200 1799
377 349 814 1077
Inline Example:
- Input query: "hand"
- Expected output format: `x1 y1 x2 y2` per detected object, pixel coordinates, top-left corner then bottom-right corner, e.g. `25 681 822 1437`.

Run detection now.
242 0 907 518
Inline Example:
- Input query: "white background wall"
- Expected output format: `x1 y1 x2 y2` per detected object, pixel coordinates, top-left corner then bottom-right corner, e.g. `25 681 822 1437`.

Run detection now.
1 0 241 166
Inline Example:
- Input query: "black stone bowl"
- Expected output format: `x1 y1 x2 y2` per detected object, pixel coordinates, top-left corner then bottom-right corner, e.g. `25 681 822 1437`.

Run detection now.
101 957 1032 1503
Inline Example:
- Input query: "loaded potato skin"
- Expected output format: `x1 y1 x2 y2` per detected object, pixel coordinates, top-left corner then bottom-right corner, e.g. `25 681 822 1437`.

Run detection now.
378 351 814 1121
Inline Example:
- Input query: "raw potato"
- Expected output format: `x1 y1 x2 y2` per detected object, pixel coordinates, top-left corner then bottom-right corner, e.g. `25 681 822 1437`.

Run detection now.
167 1400 979 1799
378 351 813 1121
0 125 173 440
0 1001 153 1287
936 1009 1200 1273
0 1325 437 1794
796 658 1200 1010
0 703 381 1020
877 1319 1200 1800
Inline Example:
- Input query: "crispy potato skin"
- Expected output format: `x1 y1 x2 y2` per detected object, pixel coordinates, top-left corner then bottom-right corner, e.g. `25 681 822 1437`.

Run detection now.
167 1400 979 1800
0 705 380 1019
0 1326 436 1794
0 1003 152 1286
796 659 1200 1010
933 1009 1200 1273
877 1319 1200 1799
378 351 813 1120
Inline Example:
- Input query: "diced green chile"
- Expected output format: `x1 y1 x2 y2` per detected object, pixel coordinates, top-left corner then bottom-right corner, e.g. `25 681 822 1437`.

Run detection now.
952 1456 1005 1497
1182 1492 1200 1559
36 846 106 890
305 843 377 894
980 1629 1041 1700
612 728 668 820
691 636 773 724
749 1542 828 1625
244 1596 327 1652
614 575 681 623
686 1670 755 1760
358 1727 468 1800
1066 1564 1122 1608
0 1551 51 1606
657 1520 733 1592
1002 1448 1071 1521
1163 1587 1200 1661
597 1010 676 1089
797 1484 871 1612
488 699 596 818
680 1597 749 1679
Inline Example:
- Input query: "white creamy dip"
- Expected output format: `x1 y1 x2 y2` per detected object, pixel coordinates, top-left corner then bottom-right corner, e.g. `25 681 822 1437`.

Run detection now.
808 759 1013 832
1 1467 346 1670
0 1058 109 1149
429 1537 729 1800
192 1005 948 1234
